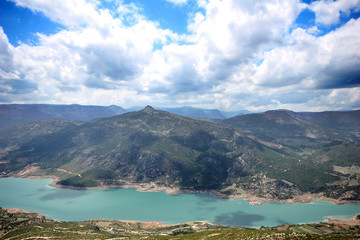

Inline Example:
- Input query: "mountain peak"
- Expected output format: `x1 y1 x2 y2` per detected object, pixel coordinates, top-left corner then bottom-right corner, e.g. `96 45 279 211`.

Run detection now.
142 105 156 113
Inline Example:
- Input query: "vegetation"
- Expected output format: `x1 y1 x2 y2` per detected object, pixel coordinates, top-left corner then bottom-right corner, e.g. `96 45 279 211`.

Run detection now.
1 207 360 239
0 107 360 201
58 176 99 188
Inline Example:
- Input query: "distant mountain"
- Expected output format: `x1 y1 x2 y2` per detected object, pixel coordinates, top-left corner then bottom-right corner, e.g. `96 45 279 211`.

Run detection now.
158 106 226 119
0 104 126 129
129 106 251 119
0 104 251 130
125 106 144 112
1 107 359 201
106 105 127 115
221 110 252 118
222 109 360 141
298 110 360 132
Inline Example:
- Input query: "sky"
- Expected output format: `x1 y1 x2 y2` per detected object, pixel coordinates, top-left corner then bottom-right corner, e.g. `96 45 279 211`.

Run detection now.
0 0 359 112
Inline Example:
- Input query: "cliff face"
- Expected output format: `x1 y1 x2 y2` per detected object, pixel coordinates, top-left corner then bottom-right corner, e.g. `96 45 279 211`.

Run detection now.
1 107 360 200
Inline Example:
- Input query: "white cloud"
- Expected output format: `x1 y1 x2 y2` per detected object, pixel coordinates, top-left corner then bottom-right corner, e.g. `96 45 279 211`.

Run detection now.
0 27 14 73
1 0 176 105
188 0 303 80
0 27 39 99
1 0 360 111
309 0 360 25
139 0 304 98
253 19 360 89
11 0 102 27
164 0 188 5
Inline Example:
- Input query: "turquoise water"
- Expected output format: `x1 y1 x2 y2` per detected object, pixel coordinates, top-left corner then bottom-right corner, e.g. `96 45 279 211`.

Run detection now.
0 178 359 227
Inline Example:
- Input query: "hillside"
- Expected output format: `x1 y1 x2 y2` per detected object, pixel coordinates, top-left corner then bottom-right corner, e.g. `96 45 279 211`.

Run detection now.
0 107 360 202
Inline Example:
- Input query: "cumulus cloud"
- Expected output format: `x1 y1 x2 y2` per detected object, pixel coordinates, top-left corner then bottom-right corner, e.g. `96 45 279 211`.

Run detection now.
309 0 360 25
0 27 14 73
253 19 360 90
3 0 174 98
141 0 304 96
0 0 359 111
189 0 303 80
11 0 102 27
164 0 188 5
0 27 39 101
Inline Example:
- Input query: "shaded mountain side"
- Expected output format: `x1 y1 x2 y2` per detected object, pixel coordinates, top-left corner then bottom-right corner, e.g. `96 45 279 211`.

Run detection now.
1 107 360 200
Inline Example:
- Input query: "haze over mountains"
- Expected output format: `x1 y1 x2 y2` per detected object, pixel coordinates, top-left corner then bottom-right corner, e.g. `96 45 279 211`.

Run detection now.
0 104 359 202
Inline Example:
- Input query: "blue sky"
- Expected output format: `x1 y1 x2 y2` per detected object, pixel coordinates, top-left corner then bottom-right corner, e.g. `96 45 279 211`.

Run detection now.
0 0 200 45
0 0 359 111
0 0 63 46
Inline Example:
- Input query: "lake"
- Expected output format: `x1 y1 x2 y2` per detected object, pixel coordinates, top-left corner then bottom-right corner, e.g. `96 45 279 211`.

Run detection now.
0 177 359 228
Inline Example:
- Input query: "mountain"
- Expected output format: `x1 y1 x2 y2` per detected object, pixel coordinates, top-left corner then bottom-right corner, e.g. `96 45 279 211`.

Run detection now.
0 104 244 130
221 109 360 198
222 109 360 142
299 110 360 132
158 106 226 119
106 105 127 115
0 104 251 130
152 106 251 119
221 110 252 118
125 106 251 119
0 104 126 129
0 107 359 201
0 106 242 189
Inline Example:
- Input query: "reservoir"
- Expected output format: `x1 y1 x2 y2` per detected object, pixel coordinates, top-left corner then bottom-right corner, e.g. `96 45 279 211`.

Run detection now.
1 177 359 228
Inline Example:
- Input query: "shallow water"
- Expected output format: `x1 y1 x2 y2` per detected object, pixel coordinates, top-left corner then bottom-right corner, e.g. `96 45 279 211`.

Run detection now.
1 177 359 227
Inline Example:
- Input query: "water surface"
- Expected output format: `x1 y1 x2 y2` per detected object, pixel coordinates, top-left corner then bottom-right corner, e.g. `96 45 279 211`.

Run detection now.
1 178 359 227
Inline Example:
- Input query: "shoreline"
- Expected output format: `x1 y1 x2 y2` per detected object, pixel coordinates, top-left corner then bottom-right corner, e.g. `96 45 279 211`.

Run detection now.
2 174 360 206
2 206 359 228
1 207 217 229
1 207 359 240
47 178 360 205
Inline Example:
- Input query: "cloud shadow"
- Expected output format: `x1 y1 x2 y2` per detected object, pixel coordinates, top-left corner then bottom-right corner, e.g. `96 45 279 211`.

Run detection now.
214 210 265 227
40 189 88 201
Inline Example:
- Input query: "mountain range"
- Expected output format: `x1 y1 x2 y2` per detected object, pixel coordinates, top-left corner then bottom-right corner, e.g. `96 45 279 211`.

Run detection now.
0 104 250 130
0 105 359 202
